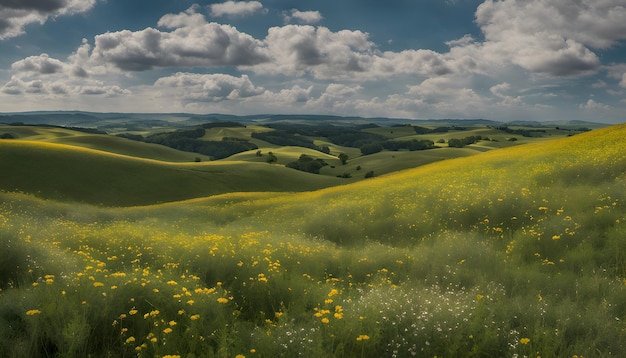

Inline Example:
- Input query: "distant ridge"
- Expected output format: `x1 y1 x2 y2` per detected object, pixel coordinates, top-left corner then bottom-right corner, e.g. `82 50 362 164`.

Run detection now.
0 111 609 129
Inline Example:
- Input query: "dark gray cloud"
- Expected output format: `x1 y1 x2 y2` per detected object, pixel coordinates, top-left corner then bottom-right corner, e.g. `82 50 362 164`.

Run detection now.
0 0 65 12
0 0 95 39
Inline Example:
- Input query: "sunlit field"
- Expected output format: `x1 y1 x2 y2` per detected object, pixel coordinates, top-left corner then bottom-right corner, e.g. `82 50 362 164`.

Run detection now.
1 124 626 357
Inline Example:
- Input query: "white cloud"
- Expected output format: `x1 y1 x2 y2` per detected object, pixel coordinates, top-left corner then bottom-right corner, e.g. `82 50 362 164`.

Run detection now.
11 54 65 75
0 74 130 97
209 1 266 18
154 72 264 102
90 7 270 71
580 98 610 110
261 85 313 103
0 0 96 40
490 82 522 105
283 9 323 24
471 0 626 77
256 25 373 79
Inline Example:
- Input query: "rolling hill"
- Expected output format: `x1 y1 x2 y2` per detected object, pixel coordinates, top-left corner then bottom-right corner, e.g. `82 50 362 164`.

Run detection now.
0 123 625 357
0 140 343 206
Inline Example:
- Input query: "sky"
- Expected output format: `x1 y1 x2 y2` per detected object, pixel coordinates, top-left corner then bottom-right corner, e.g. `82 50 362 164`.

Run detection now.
1 0 626 123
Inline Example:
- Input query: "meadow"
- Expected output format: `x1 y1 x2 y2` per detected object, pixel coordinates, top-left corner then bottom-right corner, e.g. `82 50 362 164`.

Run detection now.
1 123 626 357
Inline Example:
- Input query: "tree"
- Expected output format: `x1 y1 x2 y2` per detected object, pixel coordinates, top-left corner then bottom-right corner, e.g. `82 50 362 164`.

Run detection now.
360 143 383 155
338 153 348 165
448 138 463 148
266 152 277 163
286 154 328 174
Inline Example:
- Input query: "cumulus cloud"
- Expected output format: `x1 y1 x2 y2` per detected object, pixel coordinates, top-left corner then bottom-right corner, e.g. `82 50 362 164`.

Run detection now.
257 25 373 79
580 98 610 110
471 0 626 77
209 1 266 17
154 72 264 102
0 74 129 97
90 7 269 71
283 9 323 24
11 54 65 75
0 0 96 40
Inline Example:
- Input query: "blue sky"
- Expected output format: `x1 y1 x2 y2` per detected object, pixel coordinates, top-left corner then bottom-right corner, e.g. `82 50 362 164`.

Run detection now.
1 0 626 123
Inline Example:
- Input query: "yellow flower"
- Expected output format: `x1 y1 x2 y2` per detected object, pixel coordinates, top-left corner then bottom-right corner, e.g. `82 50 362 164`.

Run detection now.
93 282 104 287
168 320 177 326
275 312 283 318
356 334 370 341
167 280 178 285
520 337 531 345
129 309 138 315
150 337 158 343
125 336 135 344
321 317 330 324
163 327 173 334
162 355 180 358
327 289 339 297
26 309 41 316
476 294 484 301
217 297 229 304
190 314 200 320
235 355 246 358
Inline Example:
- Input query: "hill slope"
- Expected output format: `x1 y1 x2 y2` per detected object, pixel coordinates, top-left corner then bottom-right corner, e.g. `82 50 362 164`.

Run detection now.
0 124 625 357
127 123 626 244
0 125 212 162
0 140 343 206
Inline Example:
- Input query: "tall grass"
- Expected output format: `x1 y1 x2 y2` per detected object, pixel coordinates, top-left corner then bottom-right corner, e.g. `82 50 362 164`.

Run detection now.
1 124 626 357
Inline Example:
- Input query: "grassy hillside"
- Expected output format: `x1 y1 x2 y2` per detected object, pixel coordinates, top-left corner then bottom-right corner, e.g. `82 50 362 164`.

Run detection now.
0 125 212 162
0 140 343 206
1 124 625 357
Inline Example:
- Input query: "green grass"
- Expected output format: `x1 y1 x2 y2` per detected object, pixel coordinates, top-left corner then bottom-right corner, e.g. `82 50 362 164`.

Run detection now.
1 125 214 162
0 140 343 206
1 124 625 357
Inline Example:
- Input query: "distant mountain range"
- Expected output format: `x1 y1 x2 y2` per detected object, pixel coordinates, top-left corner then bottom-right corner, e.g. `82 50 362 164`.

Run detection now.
0 111 608 130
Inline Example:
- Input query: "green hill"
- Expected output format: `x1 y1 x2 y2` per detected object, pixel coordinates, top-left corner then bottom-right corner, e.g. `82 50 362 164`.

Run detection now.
0 140 343 206
0 125 212 162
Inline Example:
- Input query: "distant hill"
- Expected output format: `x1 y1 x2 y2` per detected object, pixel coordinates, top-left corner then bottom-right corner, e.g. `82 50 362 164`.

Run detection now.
0 111 609 130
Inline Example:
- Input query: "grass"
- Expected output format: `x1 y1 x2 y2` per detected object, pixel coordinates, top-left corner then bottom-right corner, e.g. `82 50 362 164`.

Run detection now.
1 123 625 357
0 125 212 162
0 140 343 206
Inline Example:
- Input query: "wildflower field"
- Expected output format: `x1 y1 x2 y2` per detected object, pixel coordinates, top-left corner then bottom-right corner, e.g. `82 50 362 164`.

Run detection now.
1 124 626 357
